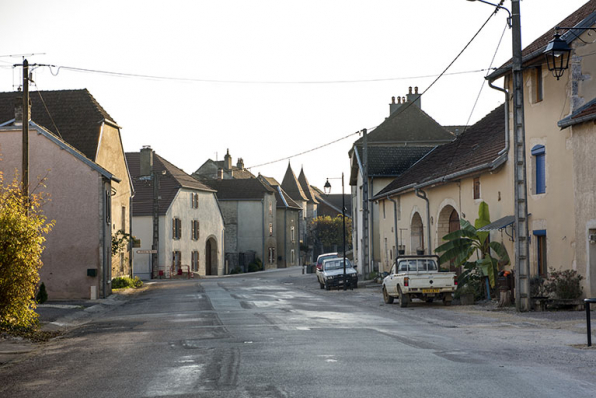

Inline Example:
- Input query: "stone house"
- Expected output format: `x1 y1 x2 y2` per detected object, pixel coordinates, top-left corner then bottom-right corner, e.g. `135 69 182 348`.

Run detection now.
0 90 132 299
193 149 254 180
259 176 302 267
349 87 454 276
201 178 277 271
126 148 225 278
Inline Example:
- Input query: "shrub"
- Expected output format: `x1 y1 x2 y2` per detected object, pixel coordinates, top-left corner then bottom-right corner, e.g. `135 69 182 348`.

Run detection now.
111 276 143 289
230 267 242 275
247 258 263 273
36 282 48 304
544 269 583 300
0 174 54 329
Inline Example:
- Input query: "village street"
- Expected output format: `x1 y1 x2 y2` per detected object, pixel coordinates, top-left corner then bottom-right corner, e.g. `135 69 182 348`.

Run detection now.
1 267 595 398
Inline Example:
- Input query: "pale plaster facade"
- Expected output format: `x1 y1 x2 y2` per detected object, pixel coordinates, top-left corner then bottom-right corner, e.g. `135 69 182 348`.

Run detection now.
0 123 115 299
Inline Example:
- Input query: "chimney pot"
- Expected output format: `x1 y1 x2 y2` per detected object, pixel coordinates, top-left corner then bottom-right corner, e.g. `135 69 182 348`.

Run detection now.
409 86 412 94
391 96 395 104
415 86 419 94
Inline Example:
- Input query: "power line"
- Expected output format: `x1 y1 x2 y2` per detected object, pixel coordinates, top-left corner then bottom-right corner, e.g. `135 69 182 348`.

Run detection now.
24 64 495 85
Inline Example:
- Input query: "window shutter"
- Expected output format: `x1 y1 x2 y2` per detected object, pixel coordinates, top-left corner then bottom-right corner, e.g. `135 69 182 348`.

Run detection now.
535 153 545 194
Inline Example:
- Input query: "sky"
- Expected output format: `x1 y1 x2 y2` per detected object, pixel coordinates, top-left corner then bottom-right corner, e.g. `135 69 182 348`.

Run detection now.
0 0 590 193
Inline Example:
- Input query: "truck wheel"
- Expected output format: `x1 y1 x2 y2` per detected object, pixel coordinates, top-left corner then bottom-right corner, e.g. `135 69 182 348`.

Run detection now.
398 287 409 308
325 283 330 291
319 282 324 289
425 297 434 303
383 287 394 304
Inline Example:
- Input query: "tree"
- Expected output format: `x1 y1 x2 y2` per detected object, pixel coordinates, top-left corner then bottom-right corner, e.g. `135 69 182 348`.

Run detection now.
0 173 54 329
309 215 352 252
435 202 509 290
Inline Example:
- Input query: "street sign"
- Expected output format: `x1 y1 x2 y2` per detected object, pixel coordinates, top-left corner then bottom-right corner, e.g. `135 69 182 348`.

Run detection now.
137 250 157 254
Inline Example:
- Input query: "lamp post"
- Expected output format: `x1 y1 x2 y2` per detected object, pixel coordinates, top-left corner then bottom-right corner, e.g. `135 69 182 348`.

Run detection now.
468 0 531 311
324 173 347 291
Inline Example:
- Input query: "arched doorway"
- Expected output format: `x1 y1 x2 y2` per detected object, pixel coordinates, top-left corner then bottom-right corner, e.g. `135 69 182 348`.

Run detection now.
205 237 218 276
411 213 424 254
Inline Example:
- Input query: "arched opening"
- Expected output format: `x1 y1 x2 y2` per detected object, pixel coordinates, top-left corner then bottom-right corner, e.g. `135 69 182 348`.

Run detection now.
205 237 218 276
411 212 424 254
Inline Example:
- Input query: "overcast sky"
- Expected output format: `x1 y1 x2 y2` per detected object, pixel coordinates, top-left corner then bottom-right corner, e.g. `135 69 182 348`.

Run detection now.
0 0 589 192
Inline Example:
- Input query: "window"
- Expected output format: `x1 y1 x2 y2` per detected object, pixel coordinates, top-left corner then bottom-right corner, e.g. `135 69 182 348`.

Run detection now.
534 230 547 276
269 202 273 216
473 177 481 200
191 220 200 240
191 193 199 209
535 65 543 103
172 218 182 239
268 247 276 264
291 249 295 265
532 145 546 194
121 206 126 231
191 251 199 272
291 226 295 243
172 251 181 273
269 223 273 236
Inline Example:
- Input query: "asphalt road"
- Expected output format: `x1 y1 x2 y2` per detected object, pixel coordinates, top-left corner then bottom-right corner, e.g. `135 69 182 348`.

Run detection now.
1 267 595 397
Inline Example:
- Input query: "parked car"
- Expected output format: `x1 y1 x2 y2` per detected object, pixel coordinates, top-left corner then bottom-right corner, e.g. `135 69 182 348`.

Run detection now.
315 252 338 272
382 255 456 307
317 258 358 290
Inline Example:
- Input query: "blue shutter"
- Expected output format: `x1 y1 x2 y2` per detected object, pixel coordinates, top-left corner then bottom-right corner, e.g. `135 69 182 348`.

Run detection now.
532 145 546 194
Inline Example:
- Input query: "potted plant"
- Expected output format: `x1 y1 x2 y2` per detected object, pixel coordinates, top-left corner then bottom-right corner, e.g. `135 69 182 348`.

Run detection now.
455 284 477 305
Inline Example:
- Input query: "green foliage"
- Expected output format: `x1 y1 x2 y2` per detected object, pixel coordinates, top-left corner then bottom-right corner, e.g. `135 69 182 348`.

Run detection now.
36 282 48 304
111 276 143 289
0 173 54 329
247 257 263 273
435 201 510 289
544 268 583 300
529 276 547 297
230 267 242 274
309 215 352 251
112 230 132 257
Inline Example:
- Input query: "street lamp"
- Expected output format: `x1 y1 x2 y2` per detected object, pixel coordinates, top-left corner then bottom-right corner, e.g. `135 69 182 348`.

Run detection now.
543 28 573 80
324 173 348 290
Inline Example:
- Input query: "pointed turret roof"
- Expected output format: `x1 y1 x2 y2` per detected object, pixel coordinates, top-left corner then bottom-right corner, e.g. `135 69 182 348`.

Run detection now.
281 163 308 202
298 167 318 204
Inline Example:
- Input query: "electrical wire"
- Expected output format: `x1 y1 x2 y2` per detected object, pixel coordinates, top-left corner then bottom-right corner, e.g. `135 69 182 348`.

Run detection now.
31 80 63 140
32 64 494 85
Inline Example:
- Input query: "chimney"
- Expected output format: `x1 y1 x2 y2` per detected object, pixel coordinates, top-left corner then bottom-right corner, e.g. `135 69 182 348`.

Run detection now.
406 86 421 109
389 96 401 115
14 96 31 126
224 148 232 171
140 145 153 177
237 158 244 170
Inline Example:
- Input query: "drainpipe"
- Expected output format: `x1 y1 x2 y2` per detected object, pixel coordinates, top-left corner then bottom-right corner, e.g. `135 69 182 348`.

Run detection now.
488 79 510 158
262 198 265 266
370 177 375 273
415 188 431 255
387 196 399 263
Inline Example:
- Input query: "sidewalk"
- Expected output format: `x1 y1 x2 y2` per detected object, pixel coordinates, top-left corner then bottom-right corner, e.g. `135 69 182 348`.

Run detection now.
0 288 142 366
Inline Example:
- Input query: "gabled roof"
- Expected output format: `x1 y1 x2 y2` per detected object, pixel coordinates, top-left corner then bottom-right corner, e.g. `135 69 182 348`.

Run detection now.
126 152 215 216
194 159 256 179
558 96 596 128
374 104 506 198
353 103 454 146
298 168 318 204
354 146 433 177
0 120 117 182
202 178 275 201
312 186 352 218
488 0 596 80
281 163 308 202
258 175 301 210
0 89 117 161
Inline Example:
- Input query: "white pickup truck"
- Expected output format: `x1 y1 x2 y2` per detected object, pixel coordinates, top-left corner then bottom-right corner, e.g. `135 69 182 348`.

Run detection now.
382 255 456 307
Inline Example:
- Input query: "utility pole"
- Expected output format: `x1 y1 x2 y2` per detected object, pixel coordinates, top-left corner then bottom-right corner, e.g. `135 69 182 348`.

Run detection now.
362 128 369 279
511 0 531 311
151 169 159 278
22 59 29 211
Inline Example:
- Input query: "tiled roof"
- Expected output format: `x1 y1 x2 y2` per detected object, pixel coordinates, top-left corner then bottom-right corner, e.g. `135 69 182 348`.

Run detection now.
298 168 319 204
488 0 596 80
375 104 506 198
312 188 352 218
127 152 215 216
558 97 596 128
258 175 301 209
281 163 308 202
353 103 454 145
202 178 275 200
0 89 116 161
354 146 433 177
